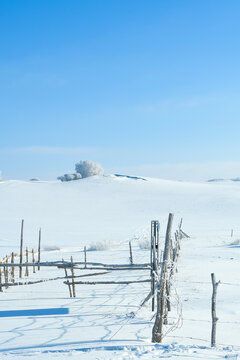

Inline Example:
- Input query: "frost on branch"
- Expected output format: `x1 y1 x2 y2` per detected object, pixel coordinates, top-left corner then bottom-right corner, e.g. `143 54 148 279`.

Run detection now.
75 160 104 178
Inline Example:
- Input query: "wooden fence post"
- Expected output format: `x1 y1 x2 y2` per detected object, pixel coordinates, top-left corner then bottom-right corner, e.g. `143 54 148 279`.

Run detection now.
152 213 174 343
38 228 41 271
4 257 9 289
19 219 24 278
11 252 15 283
32 249 36 273
179 218 183 230
155 221 160 264
70 256 76 298
0 268 2 292
150 222 153 310
84 246 87 268
163 217 174 326
129 241 133 264
25 247 29 277
151 221 155 312
63 258 72 298
166 280 171 312
150 220 159 312
211 273 220 347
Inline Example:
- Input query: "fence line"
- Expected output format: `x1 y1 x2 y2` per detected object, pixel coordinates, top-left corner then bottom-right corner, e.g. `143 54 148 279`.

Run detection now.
1 216 239 349
167 316 240 325
176 280 240 287
0 219 42 291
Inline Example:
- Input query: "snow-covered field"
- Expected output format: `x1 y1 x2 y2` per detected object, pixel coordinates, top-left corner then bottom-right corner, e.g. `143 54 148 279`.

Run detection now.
0 175 240 359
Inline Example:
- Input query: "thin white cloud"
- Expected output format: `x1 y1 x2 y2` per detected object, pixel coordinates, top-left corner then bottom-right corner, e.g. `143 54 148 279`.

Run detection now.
0 146 97 155
129 91 240 114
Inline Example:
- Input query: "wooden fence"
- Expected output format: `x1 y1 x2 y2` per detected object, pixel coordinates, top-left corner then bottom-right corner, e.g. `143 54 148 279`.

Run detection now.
0 219 41 291
0 214 196 346
59 213 186 343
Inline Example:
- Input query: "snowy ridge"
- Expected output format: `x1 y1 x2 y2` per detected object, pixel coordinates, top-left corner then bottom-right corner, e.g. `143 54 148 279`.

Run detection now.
208 177 240 182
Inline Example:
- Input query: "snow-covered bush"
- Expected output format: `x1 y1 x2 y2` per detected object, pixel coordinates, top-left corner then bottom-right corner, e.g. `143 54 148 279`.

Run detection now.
138 237 151 250
75 160 104 178
88 239 114 251
57 173 82 182
131 228 151 249
44 245 61 251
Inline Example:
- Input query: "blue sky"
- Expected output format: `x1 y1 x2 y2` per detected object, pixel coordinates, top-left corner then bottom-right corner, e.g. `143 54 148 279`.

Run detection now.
1 0 240 180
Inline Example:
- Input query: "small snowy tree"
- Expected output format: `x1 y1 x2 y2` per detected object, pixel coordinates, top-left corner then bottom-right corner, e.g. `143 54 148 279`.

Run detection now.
64 174 75 181
75 160 104 178
57 175 65 182
57 173 82 182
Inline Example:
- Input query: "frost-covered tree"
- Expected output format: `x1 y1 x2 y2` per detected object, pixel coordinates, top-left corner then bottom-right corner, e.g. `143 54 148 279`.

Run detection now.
57 173 82 182
75 160 104 178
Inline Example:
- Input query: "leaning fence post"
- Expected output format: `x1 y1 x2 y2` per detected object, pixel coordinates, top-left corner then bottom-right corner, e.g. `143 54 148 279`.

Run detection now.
179 218 183 232
70 256 76 298
38 228 41 271
211 273 220 347
19 219 24 278
129 241 133 264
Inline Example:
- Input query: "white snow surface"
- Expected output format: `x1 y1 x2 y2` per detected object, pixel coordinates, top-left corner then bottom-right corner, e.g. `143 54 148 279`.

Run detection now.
0 174 240 359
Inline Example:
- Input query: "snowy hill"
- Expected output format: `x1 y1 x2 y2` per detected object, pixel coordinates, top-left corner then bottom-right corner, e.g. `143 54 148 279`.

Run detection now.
1 174 240 248
0 175 240 359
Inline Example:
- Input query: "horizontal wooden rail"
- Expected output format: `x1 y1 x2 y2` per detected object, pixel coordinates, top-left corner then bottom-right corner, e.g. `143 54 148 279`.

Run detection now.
64 262 151 268
0 271 112 287
65 271 110 278
0 262 151 270
0 249 39 263
65 279 152 285
0 278 61 287
70 266 152 271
